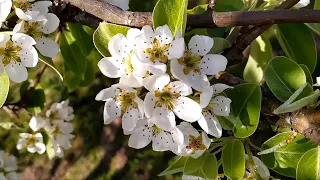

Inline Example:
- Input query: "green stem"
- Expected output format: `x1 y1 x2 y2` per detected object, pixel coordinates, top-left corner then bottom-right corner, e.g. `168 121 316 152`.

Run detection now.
212 147 223 156
244 140 264 180
211 136 233 143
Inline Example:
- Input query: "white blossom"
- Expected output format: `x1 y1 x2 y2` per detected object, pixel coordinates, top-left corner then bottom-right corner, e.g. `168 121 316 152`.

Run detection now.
171 35 228 91
17 133 46 154
197 84 232 137
143 74 202 131
182 175 203 180
13 0 52 21
175 122 210 159
0 151 20 180
0 0 12 26
128 118 184 151
0 33 38 83
135 25 185 75
294 0 310 8
96 83 144 131
104 0 129 10
46 99 75 122
14 13 60 58
98 28 147 88
244 155 270 180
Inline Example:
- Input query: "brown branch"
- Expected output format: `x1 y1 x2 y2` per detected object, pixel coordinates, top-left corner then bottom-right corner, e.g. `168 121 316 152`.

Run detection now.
53 0 320 29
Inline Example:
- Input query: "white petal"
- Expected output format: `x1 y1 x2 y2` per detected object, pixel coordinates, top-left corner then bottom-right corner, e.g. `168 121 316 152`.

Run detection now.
169 81 192 96
152 131 173 151
200 54 227 75
16 138 27 150
122 108 139 131
170 127 184 146
150 107 176 131
144 92 157 118
6 172 20 180
35 142 46 154
198 111 222 138
191 149 206 159
95 87 118 101
168 38 185 59
135 97 145 118
13 21 25 34
200 86 213 108
29 116 44 132
56 122 73 134
12 33 36 49
177 122 199 137
3 155 18 172
0 33 10 48
139 25 155 45
126 28 142 42
27 145 37 153
104 99 121 124
128 127 152 149
294 0 310 8
182 175 203 180
0 173 7 180
98 56 125 78
0 0 11 22
142 74 170 92
253 156 270 179
15 8 38 21
19 46 38 67
30 1 52 14
144 62 167 75
211 83 233 95
186 72 210 92
202 131 211 149
39 13 60 34
174 97 202 122
170 58 187 81
108 33 127 58
119 74 142 88
317 77 320 85
35 36 59 58
135 47 151 64
211 96 232 116
155 25 173 45
5 62 28 83
188 35 213 56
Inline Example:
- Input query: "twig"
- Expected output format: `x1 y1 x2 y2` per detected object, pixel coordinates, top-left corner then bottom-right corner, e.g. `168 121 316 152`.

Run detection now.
52 0 320 29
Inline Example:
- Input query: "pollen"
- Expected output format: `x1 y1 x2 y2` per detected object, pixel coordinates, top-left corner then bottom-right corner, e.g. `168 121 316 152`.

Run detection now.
145 39 170 63
154 85 180 111
24 22 45 39
186 135 206 153
116 90 138 115
13 0 32 10
152 125 162 136
177 50 201 75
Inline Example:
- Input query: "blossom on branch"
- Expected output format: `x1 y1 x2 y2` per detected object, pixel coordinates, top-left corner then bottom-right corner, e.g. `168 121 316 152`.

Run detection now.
0 151 20 180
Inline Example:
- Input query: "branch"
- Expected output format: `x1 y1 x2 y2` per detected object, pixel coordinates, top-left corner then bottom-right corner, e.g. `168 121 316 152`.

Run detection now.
53 0 320 29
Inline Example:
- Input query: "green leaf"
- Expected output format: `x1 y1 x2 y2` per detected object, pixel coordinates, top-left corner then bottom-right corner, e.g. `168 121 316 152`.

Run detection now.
215 0 244 12
158 156 187 176
184 152 218 179
261 132 317 177
209 38 230 54
300 64 313 85
38 53 63 81
275 24 317 72
0 72 9 108
296 147 320 180
64 65 81 92
225 84 261 138
222 139 245 179
306 1 320 36
153 0 188 35
20 81 45 114
265 56 307 102
216 116 235 130
0 122 14 130
244 35 272 83
93 22 129 57
187 4 208 15
46 139 55 160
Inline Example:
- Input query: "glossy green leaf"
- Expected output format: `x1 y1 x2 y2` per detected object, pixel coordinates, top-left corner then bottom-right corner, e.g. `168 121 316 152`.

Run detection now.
46 140 55 160
184 154 206 175
38 53 63 81
296 147 320 180
153 0 188 35
64 65 81 92
300 64 313 85
158 156 187 176
209 38 230 54
225 84 261 138
215 0 244 12
222 139 245 179
261 132 317 177
202 153 218 179
93 23 129 57
275 24 317 72
216 116 235 130
187 4 207 14
0 72 9 108
20 81 45 114
265 56 307 102
184 152 218 179
244 35 272 83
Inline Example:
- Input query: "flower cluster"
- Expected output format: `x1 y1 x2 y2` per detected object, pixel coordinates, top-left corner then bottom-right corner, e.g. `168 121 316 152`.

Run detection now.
0 150 20 180
96 25 231 158
17 100 75 158
0 0 59 83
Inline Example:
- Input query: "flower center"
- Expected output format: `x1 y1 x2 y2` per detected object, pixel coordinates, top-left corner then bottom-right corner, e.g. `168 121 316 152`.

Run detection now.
52 126 63 137
152 125 163 136
27 134 38 145
177 50 201 75
186 135 206 153
12 0 32 11
0 40 22 66
122 53 134 75
24 22 45 39
154 86 180 111
116 90 138 115
145 39 170 64
48 111 60 121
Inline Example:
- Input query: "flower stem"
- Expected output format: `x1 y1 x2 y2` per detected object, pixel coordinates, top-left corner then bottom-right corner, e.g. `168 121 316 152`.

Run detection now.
245 140 264 180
